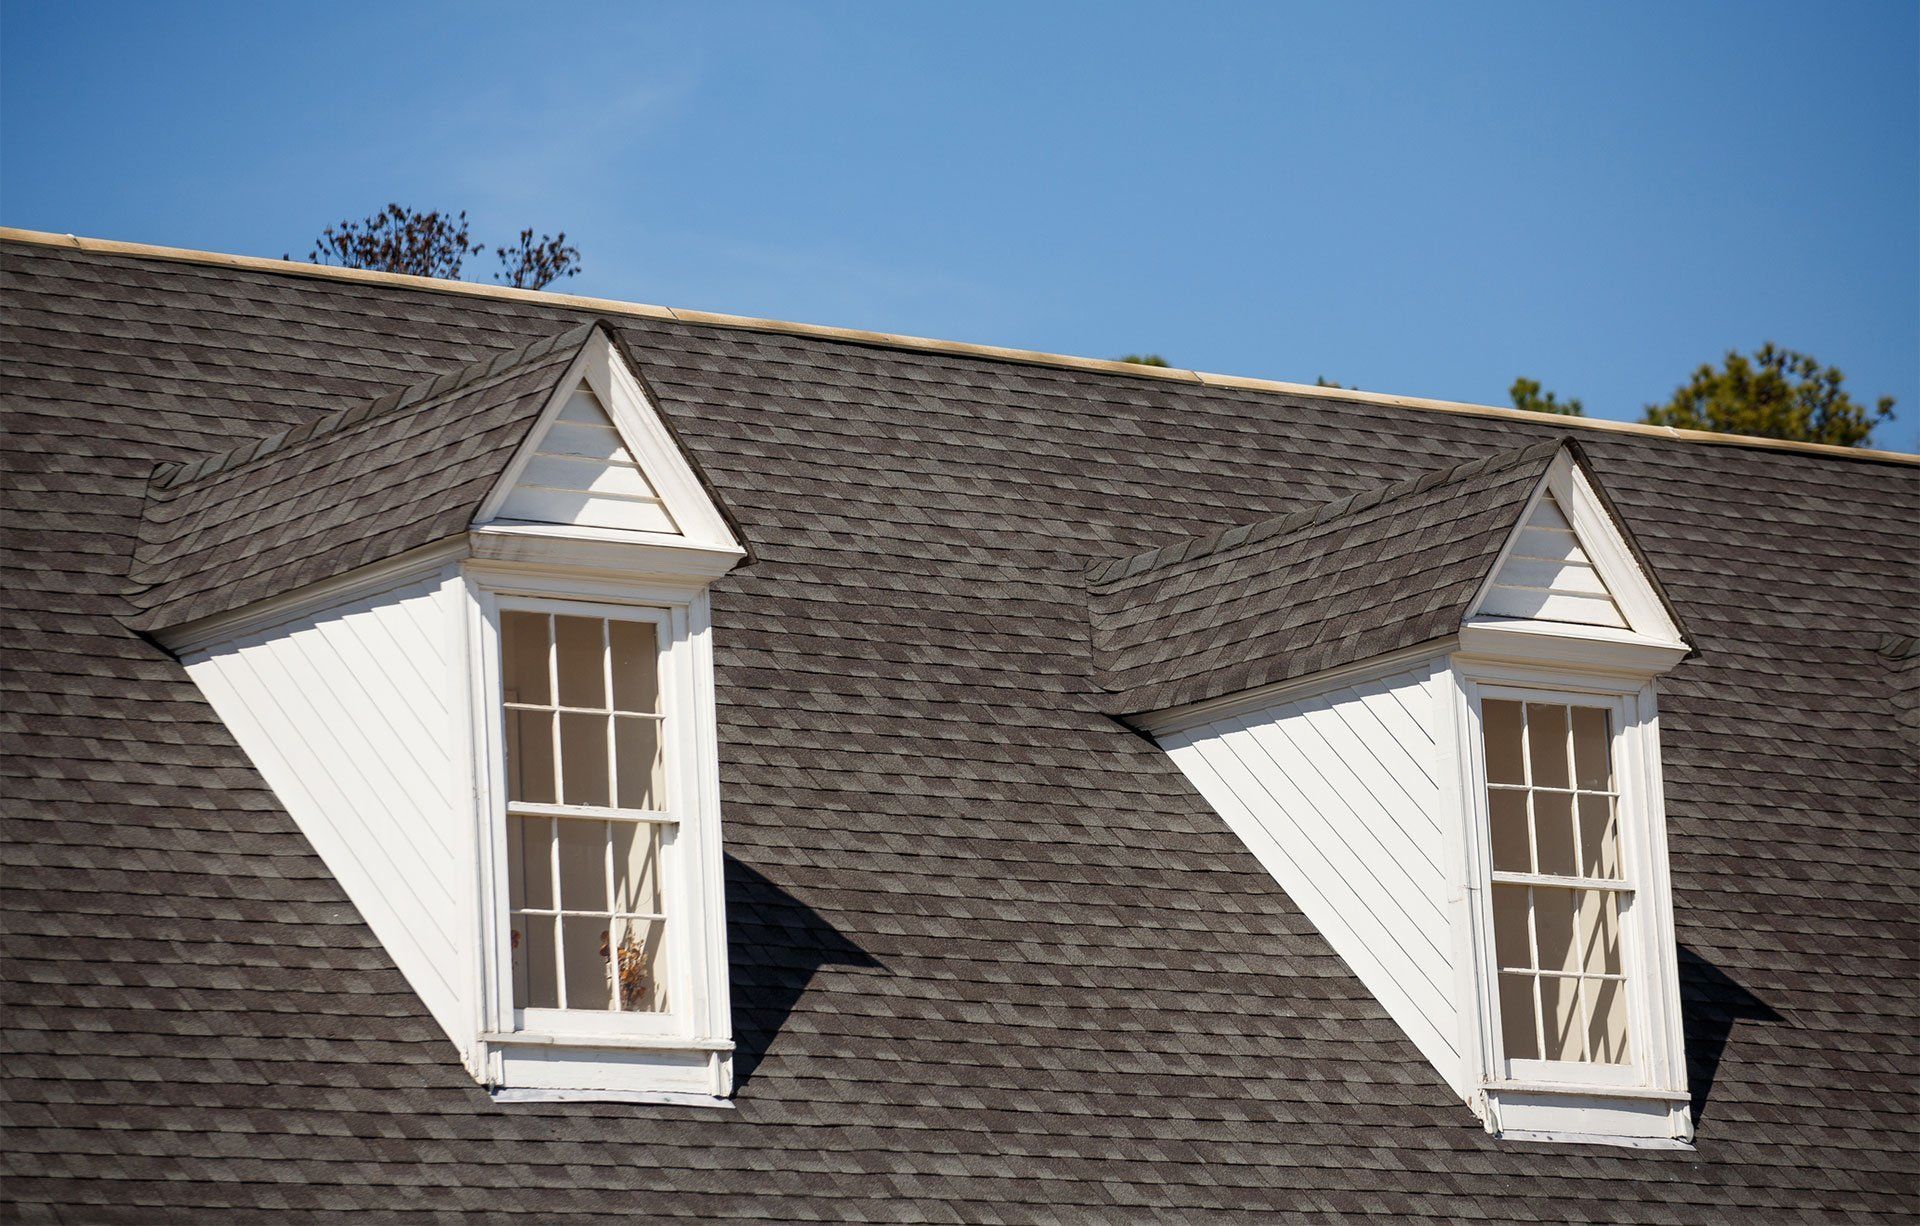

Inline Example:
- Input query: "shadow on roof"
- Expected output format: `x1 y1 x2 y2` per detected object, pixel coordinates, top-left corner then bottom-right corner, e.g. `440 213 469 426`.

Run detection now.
1677 944 1782 1130
725 855 883 1093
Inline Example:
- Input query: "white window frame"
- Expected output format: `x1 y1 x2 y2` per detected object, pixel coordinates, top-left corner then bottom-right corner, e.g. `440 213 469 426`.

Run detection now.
1445 654 1691 1143
491 594 686 1040
462 566 734 1100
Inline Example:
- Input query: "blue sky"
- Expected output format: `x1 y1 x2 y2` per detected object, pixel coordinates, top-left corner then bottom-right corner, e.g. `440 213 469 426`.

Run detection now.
4 1 1915 445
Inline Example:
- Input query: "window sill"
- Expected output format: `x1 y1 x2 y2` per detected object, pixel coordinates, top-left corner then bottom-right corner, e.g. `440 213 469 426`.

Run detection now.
490 1086 733 1109
481 1030 733 1054
1483 1085 1693 1145
1489 1079 1686 1102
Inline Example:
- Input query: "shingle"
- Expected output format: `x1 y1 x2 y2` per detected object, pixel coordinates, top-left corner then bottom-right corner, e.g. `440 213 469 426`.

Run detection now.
2 236 1917 1222
1087 440 1561 714
125 321 602 632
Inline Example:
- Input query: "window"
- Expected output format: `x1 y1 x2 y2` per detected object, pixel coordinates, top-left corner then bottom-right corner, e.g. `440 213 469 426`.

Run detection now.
471 581 735 1102
1483 697 1631 1069
500 608 673 1020
1455 668 1691 1142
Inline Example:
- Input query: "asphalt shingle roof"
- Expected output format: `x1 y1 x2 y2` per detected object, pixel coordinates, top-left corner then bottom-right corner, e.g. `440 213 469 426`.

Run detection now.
1089 438 1562 715
2 235 1917 1222
130 321 597 632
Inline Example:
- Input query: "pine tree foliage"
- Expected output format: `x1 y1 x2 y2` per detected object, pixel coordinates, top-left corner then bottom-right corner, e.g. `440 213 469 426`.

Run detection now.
1641 343 1893 447
1509 377 1584 417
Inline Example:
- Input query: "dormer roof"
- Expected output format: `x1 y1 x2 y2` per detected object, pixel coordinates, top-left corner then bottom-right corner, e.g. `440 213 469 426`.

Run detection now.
1088 439 1690 718
128 321 739 634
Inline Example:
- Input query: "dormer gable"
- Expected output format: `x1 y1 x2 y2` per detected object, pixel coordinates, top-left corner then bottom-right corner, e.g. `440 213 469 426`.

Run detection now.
471 328 740 561
1466 445 1685 650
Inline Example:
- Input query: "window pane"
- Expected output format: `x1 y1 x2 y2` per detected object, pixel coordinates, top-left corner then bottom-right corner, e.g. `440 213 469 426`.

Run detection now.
1489 789 1531 873
611 915 669 1012
508 815 553 911
1571 706 1611 791
1586 978 1631 1064
614 821 665 915
514 913 558 1009
1482 700 1525 786
1540 976 1583 1060
559 712 611 807
1499 973 1539 1059
555 818 607 911
1578 795 1621 879
562 916 614 1010
501 611 550 705
1534 887 1579 973
1527 703 1570 789
1578 890 1623 976
1533 792 1577 877
615 716 664 810
1492 884 1532 969
554 615 606 709
506 709 556 804
610 620 660 713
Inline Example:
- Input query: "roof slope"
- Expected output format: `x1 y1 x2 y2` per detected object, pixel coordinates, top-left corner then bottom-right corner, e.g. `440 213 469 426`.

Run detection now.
128 322 597 632
3 235 1918 1222
1089 439 1561 715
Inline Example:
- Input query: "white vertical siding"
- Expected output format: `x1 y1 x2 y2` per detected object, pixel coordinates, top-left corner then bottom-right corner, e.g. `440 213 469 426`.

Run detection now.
1161 661 1463 1090
1481 492 1627 627
183 569 468 1044
496 385 679 533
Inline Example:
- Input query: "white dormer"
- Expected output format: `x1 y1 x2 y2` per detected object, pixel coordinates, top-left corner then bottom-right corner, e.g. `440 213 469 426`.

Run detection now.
1133 443 1696 1147
153 324 747 1106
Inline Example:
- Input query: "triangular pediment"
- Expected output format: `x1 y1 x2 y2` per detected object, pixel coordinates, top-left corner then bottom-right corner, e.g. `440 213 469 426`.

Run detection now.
474 329 739 552
1469 446 1684 645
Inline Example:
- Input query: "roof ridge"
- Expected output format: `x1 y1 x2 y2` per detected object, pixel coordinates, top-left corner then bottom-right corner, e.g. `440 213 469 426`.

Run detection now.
147 320 599 494
7 226 1913 468
1085 438 1563 588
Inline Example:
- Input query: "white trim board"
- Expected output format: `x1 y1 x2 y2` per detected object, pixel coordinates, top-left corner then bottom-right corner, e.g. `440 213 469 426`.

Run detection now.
1468 449 1685 648
474 330 739 552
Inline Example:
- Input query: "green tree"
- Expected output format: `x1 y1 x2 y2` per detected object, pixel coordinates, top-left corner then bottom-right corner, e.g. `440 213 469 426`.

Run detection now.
1117 353 1170 367
1642 343 1892 447
1509 377 1584 417
1314 376 1352 389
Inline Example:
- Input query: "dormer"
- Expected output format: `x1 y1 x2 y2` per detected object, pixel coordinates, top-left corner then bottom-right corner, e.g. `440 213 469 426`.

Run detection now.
1089 439 1697 1146
130 322 746 1105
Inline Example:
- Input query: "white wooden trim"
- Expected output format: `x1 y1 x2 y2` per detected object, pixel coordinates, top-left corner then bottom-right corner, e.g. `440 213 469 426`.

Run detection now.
1467 451 1686 648
472 331 740 552
465 568 735 1094
1136 639 1454 736
1449 665 1692 1143
490 1087 734 1108
156 537 468 656
1456 621 1688 677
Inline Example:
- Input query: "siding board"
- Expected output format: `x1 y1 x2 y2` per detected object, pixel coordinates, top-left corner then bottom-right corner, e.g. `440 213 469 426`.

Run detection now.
183 569 467 1044
496 384 681 534
1161 661 1462 1091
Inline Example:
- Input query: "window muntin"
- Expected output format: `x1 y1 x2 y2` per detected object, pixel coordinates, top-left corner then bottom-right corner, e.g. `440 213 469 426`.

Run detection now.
500 607 673 1018
1482 697 1634 1068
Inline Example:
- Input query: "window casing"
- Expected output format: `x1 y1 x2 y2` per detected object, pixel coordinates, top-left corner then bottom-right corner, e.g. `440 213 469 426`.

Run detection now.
1453 660 1691 1140
468 575 733 1093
